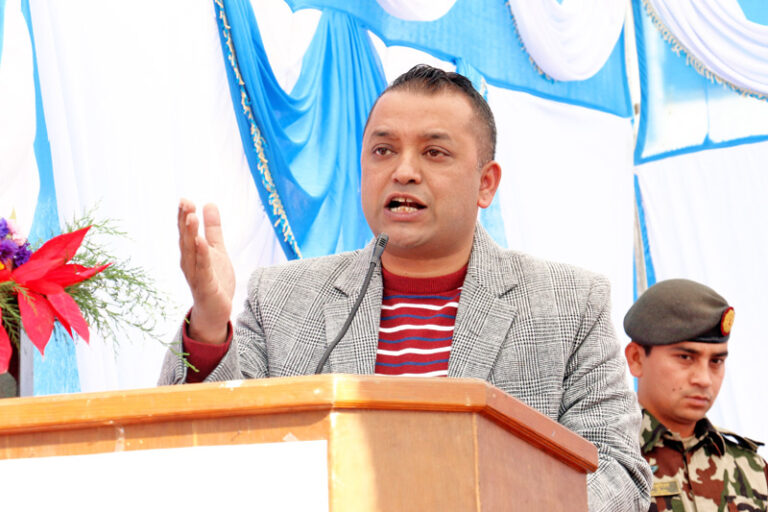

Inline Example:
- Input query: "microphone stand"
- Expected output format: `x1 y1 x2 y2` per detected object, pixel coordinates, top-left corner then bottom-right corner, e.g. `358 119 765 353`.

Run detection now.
314 233 388 374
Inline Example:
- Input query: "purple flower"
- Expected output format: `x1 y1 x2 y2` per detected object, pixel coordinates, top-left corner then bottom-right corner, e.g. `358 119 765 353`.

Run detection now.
0 218 31 269
0 238 18 263
13 241 32 267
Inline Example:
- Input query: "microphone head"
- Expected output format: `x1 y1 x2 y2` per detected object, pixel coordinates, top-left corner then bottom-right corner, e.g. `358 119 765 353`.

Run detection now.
371 233 389 263
376 233 389 250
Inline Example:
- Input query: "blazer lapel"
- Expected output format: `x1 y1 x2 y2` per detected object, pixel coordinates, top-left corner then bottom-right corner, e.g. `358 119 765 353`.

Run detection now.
448 226 518 380
322 243 382 374
319 226 515 378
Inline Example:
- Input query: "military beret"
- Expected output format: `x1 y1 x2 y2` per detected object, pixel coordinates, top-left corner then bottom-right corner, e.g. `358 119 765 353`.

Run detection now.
624 279 734 346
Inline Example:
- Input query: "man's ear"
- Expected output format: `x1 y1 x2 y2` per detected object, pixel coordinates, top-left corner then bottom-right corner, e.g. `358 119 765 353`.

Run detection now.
477 161 501 209
624 342 646 378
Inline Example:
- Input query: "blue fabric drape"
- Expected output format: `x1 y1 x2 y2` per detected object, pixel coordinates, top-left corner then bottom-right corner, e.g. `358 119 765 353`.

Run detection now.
216 0 386 259
633 175 656 299
216 0 510 258
738 0 768 24
21 0 80 395
633 0 768 164
286 0 632 118
21 0 59 245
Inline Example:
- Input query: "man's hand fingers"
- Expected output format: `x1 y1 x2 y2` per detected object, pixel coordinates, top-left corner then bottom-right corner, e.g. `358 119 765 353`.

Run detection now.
193 234 217 297
178 198 195 235
179 210 200 281
178 199 196 255
202 203 227 252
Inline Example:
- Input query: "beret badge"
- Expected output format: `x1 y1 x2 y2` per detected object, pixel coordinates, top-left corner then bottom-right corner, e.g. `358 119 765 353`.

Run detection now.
720 307 735 336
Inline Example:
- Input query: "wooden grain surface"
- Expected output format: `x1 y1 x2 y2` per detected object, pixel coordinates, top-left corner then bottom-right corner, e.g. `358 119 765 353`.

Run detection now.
0 374 597 472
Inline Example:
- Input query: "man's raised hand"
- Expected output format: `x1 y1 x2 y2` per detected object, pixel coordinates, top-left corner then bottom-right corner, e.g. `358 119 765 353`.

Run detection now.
178 199 235 344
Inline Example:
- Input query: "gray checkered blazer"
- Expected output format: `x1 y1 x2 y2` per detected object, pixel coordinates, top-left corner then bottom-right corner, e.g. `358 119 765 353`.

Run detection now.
160 225 651 511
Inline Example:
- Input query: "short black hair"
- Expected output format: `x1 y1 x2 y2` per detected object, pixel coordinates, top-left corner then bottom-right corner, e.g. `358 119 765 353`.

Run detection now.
368 64 497 165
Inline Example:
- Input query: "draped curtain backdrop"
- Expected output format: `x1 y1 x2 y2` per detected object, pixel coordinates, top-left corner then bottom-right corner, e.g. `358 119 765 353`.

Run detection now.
0 0 765 454
632 0 768 451
643 0 768 97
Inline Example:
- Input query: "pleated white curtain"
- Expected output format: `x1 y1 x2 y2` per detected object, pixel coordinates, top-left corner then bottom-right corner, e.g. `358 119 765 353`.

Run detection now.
490 87 635 344
28 0 285 390
645 0 768 95
508 0 627 80
0 0 37 233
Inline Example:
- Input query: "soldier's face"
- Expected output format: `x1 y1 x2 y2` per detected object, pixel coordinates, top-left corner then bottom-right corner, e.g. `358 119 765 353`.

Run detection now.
627 341 728 436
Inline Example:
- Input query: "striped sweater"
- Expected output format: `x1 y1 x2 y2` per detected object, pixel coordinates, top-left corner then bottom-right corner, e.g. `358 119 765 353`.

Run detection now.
375 265 467 377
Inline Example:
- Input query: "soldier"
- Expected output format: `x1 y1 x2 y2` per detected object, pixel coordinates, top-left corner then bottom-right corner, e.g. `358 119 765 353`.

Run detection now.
624 278 768 511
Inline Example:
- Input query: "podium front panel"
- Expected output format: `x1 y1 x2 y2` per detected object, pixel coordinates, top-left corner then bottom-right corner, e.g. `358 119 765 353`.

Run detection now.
0 375 598 511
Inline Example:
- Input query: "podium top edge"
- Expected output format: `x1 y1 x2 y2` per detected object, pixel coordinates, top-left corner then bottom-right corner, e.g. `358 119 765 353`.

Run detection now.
0 374 598 471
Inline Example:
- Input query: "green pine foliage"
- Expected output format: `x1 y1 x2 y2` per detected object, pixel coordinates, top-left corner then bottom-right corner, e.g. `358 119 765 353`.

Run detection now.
0 281 23 348
63 210 174 347
1 208 175 353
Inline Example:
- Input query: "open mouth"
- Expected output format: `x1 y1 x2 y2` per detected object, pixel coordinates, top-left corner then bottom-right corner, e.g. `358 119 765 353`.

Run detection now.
386 196 425 213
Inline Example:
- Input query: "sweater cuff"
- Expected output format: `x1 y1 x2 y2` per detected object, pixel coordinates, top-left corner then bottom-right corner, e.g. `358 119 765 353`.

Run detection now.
182 312 232 383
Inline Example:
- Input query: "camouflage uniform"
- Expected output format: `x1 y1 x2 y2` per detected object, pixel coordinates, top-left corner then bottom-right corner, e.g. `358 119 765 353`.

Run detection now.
641 409 768 511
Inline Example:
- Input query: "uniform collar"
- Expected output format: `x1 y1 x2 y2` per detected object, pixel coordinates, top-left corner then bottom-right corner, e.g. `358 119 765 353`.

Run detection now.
640 409 726 456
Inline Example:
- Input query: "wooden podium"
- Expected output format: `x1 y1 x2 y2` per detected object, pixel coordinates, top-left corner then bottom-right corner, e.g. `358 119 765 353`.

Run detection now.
0 375 597 510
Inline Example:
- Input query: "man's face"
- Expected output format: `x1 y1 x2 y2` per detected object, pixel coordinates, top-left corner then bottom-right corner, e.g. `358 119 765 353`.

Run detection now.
360 89 498 267
627 341 728 436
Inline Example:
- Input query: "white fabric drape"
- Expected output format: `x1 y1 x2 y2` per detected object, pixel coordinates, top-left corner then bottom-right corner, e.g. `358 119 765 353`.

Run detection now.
507 0 626 81
0 0 38 232
645 0 768 96
28 0 286 390
251 0 320 93
489 86 635 345
636 140 768 451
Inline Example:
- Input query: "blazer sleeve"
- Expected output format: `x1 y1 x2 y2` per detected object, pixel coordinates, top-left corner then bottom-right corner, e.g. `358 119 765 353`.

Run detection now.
559 275 652 512
157 267 270 385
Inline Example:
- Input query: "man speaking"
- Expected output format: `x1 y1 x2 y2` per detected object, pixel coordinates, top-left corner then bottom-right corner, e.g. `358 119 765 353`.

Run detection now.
160 65 651 511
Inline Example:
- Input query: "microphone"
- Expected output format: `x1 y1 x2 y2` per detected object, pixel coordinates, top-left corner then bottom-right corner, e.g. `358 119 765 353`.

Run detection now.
314 233 389 374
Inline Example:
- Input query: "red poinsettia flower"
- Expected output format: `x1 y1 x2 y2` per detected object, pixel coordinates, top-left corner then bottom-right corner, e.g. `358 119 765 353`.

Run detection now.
0 227 109 373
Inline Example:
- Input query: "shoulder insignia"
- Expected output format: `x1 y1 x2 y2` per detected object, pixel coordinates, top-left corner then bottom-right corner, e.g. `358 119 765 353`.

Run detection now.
717 427 764 452
651 479 681 497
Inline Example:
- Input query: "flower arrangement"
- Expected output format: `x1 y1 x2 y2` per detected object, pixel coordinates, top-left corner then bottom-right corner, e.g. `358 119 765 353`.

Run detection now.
0 211 172 380
0 218 109 373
